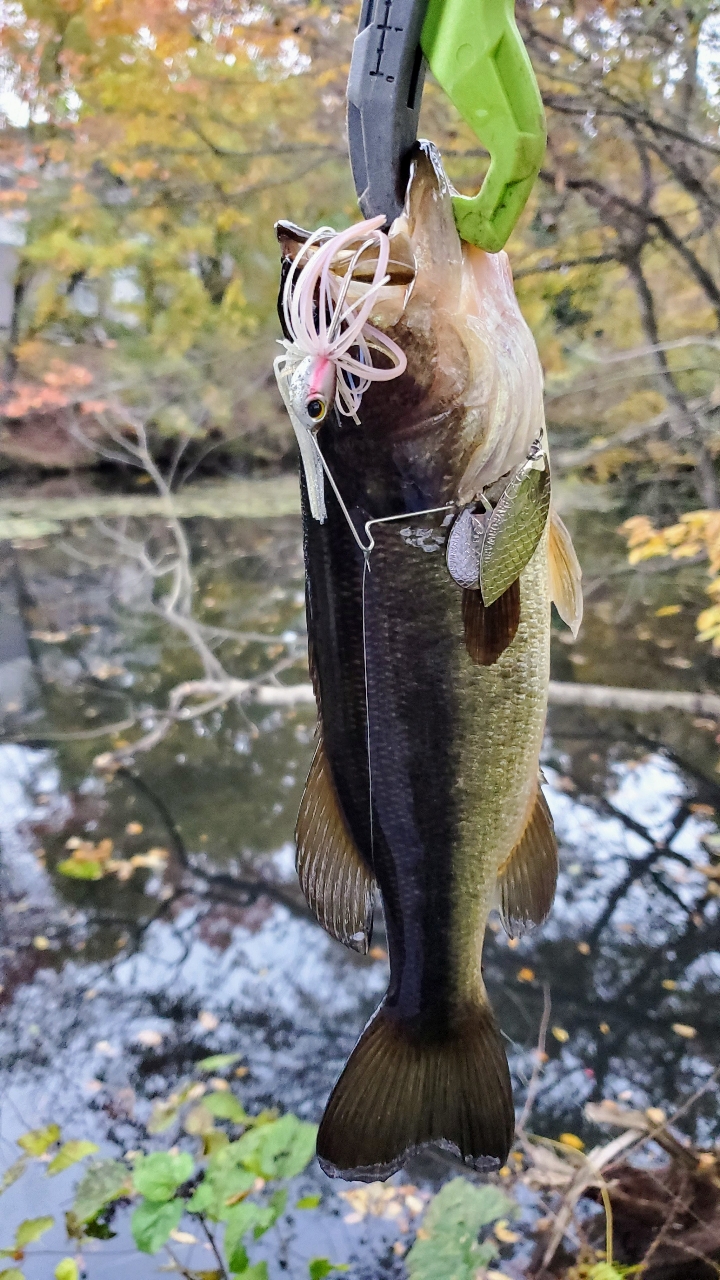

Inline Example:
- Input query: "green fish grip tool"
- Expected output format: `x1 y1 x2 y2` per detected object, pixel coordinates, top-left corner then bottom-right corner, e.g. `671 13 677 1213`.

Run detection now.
347 0 546 251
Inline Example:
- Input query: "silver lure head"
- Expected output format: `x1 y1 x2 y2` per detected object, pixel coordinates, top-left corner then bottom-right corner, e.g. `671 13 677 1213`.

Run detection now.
288 355 337 431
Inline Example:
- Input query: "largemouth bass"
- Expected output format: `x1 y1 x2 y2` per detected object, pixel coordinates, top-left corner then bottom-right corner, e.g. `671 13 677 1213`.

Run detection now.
276 143 582 1181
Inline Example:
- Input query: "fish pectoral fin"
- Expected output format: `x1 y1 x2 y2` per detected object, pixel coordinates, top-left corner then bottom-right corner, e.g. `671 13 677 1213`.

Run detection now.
317 1002 514 1181
462 579 520 666
548 507 583 637
295 735 375 953
496 784 558 937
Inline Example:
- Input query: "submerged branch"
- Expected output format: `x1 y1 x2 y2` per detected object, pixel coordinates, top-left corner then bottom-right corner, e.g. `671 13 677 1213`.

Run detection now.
547 682 720 717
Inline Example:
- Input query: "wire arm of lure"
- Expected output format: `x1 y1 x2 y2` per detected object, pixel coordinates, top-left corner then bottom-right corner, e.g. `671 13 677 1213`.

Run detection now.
310 432 455 563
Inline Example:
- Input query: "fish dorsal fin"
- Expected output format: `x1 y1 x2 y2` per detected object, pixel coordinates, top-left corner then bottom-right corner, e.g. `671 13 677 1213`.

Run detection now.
548 508 583 638
462 579 520 666
496 784 558 937
296 736 375 953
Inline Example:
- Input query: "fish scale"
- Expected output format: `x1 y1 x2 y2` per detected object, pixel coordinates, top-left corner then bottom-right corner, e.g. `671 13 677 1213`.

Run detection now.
277 143 581 1182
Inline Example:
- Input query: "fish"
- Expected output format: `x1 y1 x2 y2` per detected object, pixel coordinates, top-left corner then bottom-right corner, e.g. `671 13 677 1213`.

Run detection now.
275 142 582 1182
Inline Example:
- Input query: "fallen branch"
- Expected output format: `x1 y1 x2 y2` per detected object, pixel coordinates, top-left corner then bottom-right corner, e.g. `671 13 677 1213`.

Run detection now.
547 681 720 717
0 475 302 526
92 677 316 769
89 680 720 769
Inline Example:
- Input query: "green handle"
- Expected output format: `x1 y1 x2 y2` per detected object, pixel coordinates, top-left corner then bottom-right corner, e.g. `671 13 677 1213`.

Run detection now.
421 0 546 251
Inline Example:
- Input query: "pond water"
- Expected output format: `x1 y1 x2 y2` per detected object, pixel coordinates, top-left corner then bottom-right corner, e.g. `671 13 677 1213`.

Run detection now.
0 479 719 1277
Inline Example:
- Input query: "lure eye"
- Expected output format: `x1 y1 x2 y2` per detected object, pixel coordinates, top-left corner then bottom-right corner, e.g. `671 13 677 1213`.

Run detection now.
306 397 327 423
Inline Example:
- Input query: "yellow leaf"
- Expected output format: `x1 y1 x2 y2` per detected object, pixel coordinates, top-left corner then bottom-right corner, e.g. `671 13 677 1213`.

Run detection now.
517 967 535 982
672 1023 697 1038
559 1132 584 1150
494 1219 520 1243
551 1026 569 1042
655 605 681 616
646 1107 666 1124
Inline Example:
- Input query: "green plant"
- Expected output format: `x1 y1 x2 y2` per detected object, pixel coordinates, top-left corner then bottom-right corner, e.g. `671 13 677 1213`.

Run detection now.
406 1177 517 1280
0 1056 347 1280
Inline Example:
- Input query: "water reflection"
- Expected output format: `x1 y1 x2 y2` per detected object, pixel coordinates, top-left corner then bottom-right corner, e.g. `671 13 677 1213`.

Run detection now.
1 502 719 1274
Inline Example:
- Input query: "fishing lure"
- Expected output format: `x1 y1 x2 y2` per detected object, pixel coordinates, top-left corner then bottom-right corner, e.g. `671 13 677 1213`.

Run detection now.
274 217 407 522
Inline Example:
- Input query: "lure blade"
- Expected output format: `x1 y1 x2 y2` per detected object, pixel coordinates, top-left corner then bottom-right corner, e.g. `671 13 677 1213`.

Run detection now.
479 440 551 606
446 507 486 589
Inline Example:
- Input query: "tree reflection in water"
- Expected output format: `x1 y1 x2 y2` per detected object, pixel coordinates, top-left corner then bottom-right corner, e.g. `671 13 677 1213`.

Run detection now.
0 506 719 1275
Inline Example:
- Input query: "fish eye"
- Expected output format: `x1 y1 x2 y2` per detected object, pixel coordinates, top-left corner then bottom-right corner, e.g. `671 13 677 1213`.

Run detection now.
306 397 326 423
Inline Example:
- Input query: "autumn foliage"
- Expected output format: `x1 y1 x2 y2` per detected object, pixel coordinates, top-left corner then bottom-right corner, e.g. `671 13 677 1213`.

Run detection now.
0 0 718 476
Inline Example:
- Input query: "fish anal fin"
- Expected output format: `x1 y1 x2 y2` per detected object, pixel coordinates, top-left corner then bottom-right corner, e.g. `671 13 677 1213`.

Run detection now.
496 784 558 937
317 1001 514 1181
462 578 520 666
295 737 375 953
549 508 583 638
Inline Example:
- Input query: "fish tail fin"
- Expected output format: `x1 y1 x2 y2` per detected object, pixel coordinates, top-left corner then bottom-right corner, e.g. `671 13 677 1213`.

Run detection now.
316 1000 514 1181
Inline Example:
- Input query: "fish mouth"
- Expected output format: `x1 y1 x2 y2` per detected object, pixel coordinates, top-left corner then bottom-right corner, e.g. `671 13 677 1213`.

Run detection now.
275 218 416 289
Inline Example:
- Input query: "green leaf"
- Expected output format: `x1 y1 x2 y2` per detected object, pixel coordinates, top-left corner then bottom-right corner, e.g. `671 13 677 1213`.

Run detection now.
132 1151 194 1202
186 1147 255 1221
220 1186 288 1270
57 858 104 880
223 1201 259 1272
47 1141 99 1176
84 1219 116 1241
406 1178 515 1280
204 1092 248 1125
17 1125 60 1156
131 1198 184 1253
588 1267 641 1280
296 1194 321 1209
228 1115 317 1179
14 1218 54 1247
54 1261 79 1280
72 1159 132 1223
0 1269 26 1279
148 1085 194 1135
184 1104 215 1137
231 1266 267 1280
197 1053 242 1071
0 1159 28 1196
204 1131 230 1157
308 1262 349 1280
253 1189 287 1239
